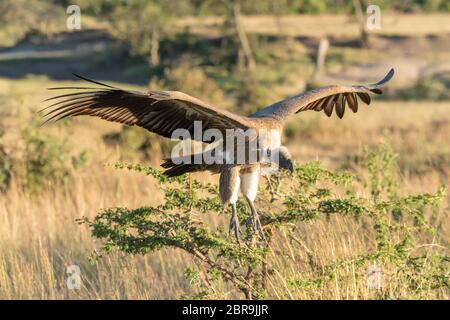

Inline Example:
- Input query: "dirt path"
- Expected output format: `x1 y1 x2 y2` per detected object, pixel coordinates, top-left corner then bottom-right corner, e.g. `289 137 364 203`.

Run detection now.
0 29 143 84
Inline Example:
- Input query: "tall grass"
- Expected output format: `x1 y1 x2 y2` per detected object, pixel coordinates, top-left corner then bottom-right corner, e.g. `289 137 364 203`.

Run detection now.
0 78 448 299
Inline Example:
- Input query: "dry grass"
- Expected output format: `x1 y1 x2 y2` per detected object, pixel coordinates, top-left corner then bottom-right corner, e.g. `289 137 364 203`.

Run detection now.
0 76 448 299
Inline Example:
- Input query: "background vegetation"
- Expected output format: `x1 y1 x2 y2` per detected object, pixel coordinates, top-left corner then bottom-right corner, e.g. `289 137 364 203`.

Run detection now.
0 0 448 299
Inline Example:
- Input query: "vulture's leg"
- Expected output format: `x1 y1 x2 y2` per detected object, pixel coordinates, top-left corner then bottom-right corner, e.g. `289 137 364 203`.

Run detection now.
219 166 241 244
244 196 266 243
229 203 240 244
240 166 266 242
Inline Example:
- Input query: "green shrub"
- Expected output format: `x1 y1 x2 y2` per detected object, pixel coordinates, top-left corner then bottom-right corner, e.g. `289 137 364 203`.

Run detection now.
0 132 13 191
80 147 449 299
0 122 89 194
234 74 275 114
103 126 173 161
397 76 450 101
149 64 230 109
22 126 72 192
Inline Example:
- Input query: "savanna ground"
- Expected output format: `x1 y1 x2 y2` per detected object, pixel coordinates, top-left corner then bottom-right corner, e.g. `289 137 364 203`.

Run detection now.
0 4 449 299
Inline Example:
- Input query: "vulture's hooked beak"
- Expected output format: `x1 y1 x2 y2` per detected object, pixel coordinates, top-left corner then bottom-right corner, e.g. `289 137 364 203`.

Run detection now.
287 160 294 173
280 159 294 174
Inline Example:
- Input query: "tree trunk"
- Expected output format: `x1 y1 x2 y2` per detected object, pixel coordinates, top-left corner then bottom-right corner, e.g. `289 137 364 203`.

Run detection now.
312 37 329 81
352 0 370 48
232 1 255 71
272 0 285 36
150 28 160 66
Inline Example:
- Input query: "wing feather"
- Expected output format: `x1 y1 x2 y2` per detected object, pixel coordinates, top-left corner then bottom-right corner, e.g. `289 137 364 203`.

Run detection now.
335 94 345 119
346 93 358 113
357 92 371 105
251 68 394 120
41 75 250 143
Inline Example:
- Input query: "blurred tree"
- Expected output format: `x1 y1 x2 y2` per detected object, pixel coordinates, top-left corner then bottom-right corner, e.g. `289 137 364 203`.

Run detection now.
106 0 169 67
206 0 256 72
352 0 371 48
312 37 329 80
75 0 193 67
289 0 328 13
230 0 256 71
0 0 64 44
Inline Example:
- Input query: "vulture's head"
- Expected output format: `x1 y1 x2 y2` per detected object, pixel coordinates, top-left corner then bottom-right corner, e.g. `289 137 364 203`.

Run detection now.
278 146 294 173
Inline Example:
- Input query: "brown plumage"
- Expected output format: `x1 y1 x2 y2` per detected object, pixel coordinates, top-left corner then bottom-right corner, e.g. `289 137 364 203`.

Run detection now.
41 69 395 243
41 74 250 143
251 68 393 120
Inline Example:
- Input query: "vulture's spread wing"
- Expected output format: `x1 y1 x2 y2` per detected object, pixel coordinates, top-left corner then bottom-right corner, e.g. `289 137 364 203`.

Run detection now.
41 74 250 143
251 68 394 121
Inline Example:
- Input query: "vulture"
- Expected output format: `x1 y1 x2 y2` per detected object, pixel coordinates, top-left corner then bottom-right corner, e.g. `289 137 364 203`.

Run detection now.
41 68 394 243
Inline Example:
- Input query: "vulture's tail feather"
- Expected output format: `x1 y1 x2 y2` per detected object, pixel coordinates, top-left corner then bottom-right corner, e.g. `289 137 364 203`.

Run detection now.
161 157 217 177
